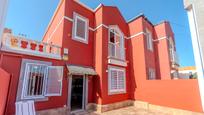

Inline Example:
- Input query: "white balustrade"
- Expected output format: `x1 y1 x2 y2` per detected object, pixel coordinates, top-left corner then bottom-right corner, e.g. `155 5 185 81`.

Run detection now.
1 33 62 59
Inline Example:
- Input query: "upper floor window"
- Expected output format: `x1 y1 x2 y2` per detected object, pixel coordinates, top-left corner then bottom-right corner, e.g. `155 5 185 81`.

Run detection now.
72 12 89 44
146 29 153 51
108 26 125 60
148 68 156 80
168 37 175 61
21 62 63 100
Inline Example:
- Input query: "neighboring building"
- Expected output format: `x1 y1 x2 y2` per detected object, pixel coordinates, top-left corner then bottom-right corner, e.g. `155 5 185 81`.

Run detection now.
1 0 203 114
184 0 204 111
0 0 9 47
0 0 9 115
178 66 197 79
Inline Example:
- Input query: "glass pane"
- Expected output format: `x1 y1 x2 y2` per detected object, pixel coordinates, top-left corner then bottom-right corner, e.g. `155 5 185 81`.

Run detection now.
109 43 116 57
115 34 120 44
46 67 63 96
110 31 115 43
26 64 46 97
118 71 125 90
111 70 118 90
76 18 86 39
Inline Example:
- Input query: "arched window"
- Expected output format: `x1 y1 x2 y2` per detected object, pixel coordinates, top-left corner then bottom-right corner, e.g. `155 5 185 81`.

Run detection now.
108 26 125 60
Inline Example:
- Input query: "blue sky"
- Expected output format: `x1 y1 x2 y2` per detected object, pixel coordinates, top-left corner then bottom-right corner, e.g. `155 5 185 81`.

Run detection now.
5 0 195 67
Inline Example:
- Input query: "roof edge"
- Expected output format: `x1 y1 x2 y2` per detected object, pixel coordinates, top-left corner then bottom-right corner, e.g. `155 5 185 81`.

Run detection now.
43 0 65 41
127 13 144 23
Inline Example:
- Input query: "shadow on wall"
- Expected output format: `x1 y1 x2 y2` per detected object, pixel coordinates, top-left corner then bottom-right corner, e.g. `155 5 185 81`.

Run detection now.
0 68 10 115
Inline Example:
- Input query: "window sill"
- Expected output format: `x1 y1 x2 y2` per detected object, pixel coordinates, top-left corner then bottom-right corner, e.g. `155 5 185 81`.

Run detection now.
108 57 127 67
20 96 48 102
72 36 88 44
108 90 126 95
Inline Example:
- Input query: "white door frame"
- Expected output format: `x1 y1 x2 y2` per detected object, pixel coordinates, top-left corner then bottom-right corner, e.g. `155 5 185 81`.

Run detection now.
68 75 88 112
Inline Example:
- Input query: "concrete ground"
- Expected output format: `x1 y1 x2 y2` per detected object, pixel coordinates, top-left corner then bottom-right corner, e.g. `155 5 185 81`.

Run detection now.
73 106 171 115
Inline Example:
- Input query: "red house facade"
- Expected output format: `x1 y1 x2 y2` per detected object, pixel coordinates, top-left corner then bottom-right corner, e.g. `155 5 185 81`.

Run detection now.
0 0 203 114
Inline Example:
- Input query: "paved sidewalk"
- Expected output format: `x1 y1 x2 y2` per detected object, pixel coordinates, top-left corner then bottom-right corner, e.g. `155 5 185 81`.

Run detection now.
87 106 170 115
73 106 204 115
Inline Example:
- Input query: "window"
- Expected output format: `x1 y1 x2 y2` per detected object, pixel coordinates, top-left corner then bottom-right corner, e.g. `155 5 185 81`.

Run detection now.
108 26 125 60
21 63 63 100
168 37 175 61
108 67 126 94
72 12 89 44
148 68 156 80
146 29 153 51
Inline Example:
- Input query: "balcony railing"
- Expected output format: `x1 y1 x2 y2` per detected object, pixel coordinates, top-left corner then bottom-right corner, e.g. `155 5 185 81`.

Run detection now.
108 43 125 60
170 49 179 66
1 33 62 59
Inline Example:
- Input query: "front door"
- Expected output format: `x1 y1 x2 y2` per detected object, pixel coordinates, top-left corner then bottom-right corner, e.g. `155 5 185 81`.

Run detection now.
71 75 84 111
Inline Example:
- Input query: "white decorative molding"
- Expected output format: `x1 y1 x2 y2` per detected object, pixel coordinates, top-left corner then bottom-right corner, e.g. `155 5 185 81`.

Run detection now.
48 15 172 43
47 16 64 42
153 36 168 42
1 34 62 60
64 16 73 22
108 59 127 67
1 45 62 60
127 32 145 39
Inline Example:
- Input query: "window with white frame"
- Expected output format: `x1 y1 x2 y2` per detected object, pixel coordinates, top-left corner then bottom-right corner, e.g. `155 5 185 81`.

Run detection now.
148 68 156 80
108 26 125 60
146 29 153 51
21 63 63 100
72 12 89 43
108 67 126 94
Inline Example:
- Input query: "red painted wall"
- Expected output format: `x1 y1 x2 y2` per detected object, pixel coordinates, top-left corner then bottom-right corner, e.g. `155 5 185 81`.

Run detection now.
143 19 157 79
128 17 202 112
1 52 68 115
42 0 65 47
154 22 172 80
93 5 130 105
62 0 95 66
128 17 148 99
135 80 203 112
2 0 200 113
0 67 10 115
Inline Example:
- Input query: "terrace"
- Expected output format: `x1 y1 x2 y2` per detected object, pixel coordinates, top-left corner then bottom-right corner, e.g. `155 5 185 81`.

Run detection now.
1 33 62 60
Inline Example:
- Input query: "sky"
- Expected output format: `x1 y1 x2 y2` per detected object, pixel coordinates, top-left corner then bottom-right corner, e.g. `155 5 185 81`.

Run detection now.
5 0 195 67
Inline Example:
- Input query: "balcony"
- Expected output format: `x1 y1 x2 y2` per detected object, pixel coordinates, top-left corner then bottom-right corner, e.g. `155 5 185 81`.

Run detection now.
1 33 62 60
170 50 179 68
108 43 127 67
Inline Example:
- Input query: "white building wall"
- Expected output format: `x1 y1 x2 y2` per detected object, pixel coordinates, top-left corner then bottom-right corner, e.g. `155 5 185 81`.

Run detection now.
184 0 204 111
0 0 9 47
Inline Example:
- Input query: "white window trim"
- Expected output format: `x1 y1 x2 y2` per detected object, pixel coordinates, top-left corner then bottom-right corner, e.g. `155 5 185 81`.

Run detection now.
72 12 89 44
21 63 48 100
146 29 154 51
18 59 63 101
108 66 126 95
108 25 125 60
